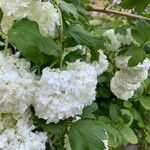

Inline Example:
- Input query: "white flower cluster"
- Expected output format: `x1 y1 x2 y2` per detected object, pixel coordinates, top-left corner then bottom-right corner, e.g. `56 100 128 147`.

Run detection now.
64 45 109 76
34 60 98 123
0 112 47 150
92 50 109 76
111 57 150 100
103 28 135 51
0 0 60 36
0 52 35 114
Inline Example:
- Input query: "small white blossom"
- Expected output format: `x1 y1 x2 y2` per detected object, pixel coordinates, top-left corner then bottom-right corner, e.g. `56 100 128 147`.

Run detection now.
111 58 150 100
0 52 36 114
34 60 97 123
92 50 109 76
0 112 47 150
103 29 121 51
115 55 131 69
64 134 71 150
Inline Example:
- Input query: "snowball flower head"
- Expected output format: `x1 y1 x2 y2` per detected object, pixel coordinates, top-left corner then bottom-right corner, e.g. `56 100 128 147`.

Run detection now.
29 1 60 37
92 50 109 76
34 60 97 123
0 0 31 34
0 112 47 150
103 28 136 51
0 0 60 36
110 57 150 100
0 52 35 114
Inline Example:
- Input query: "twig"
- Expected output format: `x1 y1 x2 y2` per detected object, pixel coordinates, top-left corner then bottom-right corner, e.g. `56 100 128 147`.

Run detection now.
48 135 55 150
86 7 150 22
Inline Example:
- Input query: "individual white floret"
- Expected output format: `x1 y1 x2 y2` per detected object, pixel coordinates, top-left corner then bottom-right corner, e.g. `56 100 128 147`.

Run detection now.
34 60 97 123
92 50 109 75
0 52 36 114
110 58 150 100
0 112 47 150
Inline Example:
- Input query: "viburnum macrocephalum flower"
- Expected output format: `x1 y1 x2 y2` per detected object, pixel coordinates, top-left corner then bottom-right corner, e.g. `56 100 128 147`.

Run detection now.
0 0 60 37
34 60 98 123
110 57 150 100
103 28 136 51
0 112 47 150
0 52 36 114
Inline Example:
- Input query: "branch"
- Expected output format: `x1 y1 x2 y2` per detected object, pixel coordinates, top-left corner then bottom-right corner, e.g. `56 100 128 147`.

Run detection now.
86 7 150 22
48 135 55 150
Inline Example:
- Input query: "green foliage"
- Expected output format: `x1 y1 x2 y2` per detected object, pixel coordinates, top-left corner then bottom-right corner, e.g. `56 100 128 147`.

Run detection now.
58 0 78 18
64 49 84 63
81 103 98 119
120 127 138 144
140 95 150 111
132 20 150 44
125 47 146 67
8 19 61 66
35 118 67 135
120 0 149 12
0 8 3 23
69 119 107 150
68 24 101 48
115 25 129 36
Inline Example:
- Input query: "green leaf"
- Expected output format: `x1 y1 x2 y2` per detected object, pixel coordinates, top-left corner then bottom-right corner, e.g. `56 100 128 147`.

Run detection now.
132 20 150 44
58 0 78 18
125 47 146 67
81 103 98 119
139 95 150 111
97 86 111 99
109 104 121 123
97 121 122 148
123 101 132 108
0 8 3 23
143 42 150 54
120 127 138 144
68 24 101 49
120 0 135 9
64 49 83 63
69 120 107 150
115 25 129 36
120 109 133 127
146 135 150 144
35 118 67 135
120 0 149 12
8 19 61 66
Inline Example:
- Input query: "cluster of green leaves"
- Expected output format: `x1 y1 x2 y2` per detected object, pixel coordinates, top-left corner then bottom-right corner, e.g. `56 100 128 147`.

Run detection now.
120 0 149 13
114 20 150 67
